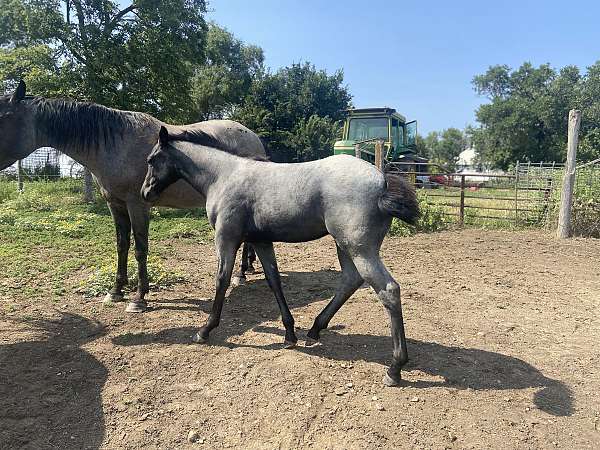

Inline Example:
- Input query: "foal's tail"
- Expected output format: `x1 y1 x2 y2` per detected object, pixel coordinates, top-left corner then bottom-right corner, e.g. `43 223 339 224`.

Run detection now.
378 168 420 225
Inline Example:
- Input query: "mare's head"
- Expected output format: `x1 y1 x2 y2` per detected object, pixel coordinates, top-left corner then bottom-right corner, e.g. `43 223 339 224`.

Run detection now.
141 126 182 202
0 80 35 170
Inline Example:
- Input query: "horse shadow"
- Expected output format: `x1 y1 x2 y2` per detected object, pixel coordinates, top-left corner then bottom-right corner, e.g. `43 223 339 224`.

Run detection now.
113 270 574 418
0 313 107 449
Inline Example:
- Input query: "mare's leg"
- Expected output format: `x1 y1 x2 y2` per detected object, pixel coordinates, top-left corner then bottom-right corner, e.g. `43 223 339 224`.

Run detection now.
193 233 241 343
247 244 257 274
231 242 250 286
125 203 151 313
104 202 131 303
351 252 408 386
306 244 363 344
251 242 297 347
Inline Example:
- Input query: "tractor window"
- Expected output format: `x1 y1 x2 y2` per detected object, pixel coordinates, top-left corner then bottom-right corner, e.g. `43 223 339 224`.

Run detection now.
348 118 389 141
391 118 403 149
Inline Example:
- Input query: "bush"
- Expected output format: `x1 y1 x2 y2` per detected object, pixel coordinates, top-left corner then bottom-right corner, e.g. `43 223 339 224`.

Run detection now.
388 194 448 236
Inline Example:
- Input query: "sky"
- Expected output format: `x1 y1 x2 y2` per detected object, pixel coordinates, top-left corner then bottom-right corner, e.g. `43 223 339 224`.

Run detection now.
207 0 600 134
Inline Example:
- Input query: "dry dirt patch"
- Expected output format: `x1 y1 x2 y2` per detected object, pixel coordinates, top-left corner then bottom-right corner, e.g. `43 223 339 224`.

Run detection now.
1 229 599 449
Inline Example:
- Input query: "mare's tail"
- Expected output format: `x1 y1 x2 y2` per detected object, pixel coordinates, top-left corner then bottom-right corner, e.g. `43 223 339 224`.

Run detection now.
378 168 420 225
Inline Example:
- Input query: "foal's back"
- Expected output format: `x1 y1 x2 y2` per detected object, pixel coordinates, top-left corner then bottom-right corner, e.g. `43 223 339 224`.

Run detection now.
220 155 388 243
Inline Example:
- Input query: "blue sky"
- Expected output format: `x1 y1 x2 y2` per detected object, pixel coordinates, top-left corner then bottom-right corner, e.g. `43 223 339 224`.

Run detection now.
208 0 600 134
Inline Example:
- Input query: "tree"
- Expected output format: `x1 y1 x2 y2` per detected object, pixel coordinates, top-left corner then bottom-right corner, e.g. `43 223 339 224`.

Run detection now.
470 62 585 169
419 128 467 170
0 0 208 122
191 23 264 121
234 62 351 162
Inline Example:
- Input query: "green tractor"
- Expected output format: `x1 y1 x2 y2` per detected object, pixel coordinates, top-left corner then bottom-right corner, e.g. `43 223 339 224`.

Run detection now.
333 107 417 164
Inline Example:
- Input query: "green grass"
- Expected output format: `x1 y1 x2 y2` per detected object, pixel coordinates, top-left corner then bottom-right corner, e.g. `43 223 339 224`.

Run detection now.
0 178 213 300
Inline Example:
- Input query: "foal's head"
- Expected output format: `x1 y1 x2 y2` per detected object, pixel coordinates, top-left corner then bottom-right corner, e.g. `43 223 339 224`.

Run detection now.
141 126 181 202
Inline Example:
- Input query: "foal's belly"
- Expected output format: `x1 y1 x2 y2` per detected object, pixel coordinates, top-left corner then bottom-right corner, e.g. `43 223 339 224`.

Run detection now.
245 218 328 243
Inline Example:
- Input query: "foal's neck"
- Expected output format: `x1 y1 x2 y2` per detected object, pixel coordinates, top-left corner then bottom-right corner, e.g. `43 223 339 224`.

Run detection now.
172 143 241 197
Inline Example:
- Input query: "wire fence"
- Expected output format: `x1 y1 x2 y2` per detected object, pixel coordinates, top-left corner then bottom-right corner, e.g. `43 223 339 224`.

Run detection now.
389 159 600 237
0 148 85 182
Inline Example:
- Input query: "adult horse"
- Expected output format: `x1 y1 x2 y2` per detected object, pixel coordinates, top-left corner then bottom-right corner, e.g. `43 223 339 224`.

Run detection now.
0 81 263 312
141 126 419 386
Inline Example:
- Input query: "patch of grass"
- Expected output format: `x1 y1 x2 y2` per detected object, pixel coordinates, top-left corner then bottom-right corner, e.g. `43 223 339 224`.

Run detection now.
389 194 449 236
0 179 211 300
79 255 186 297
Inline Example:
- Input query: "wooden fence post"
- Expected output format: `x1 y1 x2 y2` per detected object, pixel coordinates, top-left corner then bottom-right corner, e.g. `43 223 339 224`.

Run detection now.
16 159 23 193
459 174 465 227
514 161 520 225
374 140 384 171
557 109 582 238
83 168 95 203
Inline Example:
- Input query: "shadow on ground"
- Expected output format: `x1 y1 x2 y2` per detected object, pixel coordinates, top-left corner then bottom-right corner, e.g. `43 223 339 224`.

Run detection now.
112 269 574 418
0 313 107 449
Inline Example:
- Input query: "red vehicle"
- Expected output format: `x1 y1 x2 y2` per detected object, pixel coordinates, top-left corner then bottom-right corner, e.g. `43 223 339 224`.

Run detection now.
430 174 450 186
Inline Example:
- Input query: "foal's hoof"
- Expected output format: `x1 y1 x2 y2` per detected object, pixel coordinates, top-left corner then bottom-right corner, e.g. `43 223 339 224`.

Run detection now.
231 276 246 287
383 372 403 387
125 301 148 313
246 266 256 275
304 337 322 347
283 339 297 349
103 292 124 304
192 332 208 344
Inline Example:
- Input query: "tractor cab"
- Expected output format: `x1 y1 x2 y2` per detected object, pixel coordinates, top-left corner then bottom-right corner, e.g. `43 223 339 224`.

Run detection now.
333 107 417 163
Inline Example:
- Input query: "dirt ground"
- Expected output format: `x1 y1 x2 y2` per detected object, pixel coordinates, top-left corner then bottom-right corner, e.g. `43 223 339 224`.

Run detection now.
1 229 599 449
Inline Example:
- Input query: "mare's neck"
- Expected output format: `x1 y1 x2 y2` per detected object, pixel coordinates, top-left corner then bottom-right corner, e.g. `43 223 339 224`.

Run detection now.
26 98 157 173
172 143 241 197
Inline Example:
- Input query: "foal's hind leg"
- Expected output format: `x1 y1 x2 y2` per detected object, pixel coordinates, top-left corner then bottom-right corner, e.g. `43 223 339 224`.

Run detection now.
306 245 363 345
351 252 408 386
251 242 297 347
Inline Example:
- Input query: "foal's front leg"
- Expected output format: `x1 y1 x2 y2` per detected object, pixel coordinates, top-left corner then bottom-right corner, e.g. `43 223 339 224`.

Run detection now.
193 234 241 343
251 242 297 347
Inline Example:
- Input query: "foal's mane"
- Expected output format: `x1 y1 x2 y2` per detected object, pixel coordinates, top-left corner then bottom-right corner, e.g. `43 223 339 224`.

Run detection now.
26 96 156 152
169 132 269 162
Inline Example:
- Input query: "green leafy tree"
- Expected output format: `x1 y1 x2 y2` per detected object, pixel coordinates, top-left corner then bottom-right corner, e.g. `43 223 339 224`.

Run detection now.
470 62 584 169
420 128 466 170
191 23 264 120
0 0 208 122
234 62 351 162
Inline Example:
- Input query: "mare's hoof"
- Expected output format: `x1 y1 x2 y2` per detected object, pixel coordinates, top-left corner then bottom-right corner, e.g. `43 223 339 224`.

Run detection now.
103 292 124 304
125 301 148 313
231 276 246 287
283 339 297 349
192 332 208 344
304 337 322 347
382 372 403 387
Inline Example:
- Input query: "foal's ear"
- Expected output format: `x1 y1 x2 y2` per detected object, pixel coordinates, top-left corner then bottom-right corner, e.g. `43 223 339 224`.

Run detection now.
10 80 26 104
158 126 169 146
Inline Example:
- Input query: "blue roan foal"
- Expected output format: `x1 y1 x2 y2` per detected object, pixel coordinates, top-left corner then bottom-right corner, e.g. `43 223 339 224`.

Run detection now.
141 126 419 386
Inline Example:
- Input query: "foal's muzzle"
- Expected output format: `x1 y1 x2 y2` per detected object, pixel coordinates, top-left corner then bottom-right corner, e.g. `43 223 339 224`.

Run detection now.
141 179 159 202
